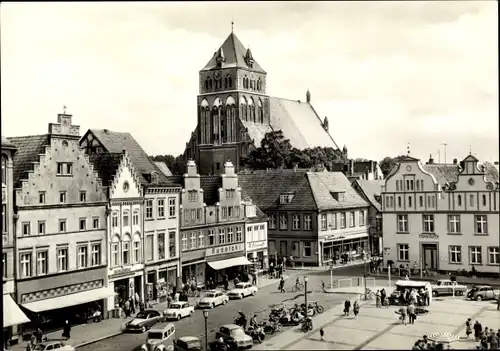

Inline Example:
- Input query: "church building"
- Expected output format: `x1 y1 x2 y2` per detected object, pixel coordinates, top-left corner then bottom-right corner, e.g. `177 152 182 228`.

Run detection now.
182 31 344 175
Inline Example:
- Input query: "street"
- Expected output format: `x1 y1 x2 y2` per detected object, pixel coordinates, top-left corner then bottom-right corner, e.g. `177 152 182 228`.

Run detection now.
77 271 355 351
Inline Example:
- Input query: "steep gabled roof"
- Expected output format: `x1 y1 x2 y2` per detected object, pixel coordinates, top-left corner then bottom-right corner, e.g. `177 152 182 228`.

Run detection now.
354 179 384 211
7 135 49 187
88 152 124 187
165 175 222 206
2 136 17 150
422 164 460 185
202 32 265 73
154 162 173 176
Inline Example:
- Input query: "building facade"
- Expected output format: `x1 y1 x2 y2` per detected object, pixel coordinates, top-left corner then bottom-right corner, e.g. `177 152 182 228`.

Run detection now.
167 160 253 286
244 206 269 273
8 113 112 332
239 169 371 267
382 155 500 275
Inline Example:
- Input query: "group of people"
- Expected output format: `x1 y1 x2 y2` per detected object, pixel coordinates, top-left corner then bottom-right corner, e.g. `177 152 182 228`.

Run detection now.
394 287 430 306
118 293 147 318
466 319 499 350
397 302 418 325
375 289 388 307
343 298 360 319
24 322 71 351
412 335 446 350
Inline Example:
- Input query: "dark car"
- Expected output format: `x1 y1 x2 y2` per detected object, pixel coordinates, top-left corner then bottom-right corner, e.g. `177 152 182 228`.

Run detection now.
125 309 163 333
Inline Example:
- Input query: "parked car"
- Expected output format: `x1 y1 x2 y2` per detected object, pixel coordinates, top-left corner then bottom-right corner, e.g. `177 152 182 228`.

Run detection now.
140 323 176 351
215 324 253 349
431 279 468 297
174 336 202 351
227 283 258 300
126 309 164 333
467 285 500 301
164 302 195 321
197 290 229 309
33 341 75 351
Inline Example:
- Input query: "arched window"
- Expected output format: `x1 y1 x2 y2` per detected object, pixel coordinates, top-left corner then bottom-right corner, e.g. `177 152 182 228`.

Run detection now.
122 234 131 265
226 96 236 142
248 97 255 122
133 233 141 263
111 235 121 267
243 76 248 89
458 195 462 206
1 155 7 185
200 99 210 144
482 194 487 206
397 196 402 207
240 96 248 121
469 195 474 207
258 99 264 123
123 209 130 227
207 78 213 90
257 78 262 91
228 76 232 88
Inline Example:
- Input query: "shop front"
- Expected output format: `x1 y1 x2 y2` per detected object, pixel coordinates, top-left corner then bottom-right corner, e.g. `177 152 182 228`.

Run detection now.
108 266 144 314
3 279 30 346
319 232 369 266
181 248 206 288
144 260 179 304
245 240 268 273
205 243 252 284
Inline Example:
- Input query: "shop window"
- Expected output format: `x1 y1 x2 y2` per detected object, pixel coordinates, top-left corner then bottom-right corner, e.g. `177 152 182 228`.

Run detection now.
303 241 312 257
158 232 166 258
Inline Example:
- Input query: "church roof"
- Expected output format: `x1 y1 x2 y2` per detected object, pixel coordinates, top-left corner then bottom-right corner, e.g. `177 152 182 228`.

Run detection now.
154 162 173 176
202 32 266 73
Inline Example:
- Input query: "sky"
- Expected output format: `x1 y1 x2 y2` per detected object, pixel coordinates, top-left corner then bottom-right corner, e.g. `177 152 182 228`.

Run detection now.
1 1 498 163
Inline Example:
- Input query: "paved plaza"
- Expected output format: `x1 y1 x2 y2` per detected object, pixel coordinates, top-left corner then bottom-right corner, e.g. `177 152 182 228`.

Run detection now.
255 296 499 350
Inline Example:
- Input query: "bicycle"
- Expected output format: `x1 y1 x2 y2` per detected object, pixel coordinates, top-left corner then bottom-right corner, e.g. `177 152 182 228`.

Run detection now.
361 291 375 300
292 282 305 292
308 301 324 314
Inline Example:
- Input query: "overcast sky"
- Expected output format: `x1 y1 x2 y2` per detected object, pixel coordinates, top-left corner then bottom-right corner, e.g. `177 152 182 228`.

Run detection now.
1 1 498 162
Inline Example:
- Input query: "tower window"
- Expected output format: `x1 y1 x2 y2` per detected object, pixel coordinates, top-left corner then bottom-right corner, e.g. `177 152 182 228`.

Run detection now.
257 78 262 91
243 76 249 89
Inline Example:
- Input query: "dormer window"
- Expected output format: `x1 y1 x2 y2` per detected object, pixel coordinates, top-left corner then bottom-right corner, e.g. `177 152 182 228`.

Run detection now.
226 189 235 199
280 194 294 204
188 190 198 202
331 192 345 202
151 171 159 184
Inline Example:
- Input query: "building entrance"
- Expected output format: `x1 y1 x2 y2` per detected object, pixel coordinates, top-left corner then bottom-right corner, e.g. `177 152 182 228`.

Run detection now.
422 243 438 271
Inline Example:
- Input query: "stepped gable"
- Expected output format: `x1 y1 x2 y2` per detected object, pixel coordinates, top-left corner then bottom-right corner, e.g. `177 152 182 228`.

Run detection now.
7 135 49 187
87 152 124 187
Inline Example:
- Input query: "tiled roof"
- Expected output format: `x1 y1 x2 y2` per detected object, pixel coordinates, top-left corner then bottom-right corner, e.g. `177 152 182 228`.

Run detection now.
154 162 173 176
202 32 265 73
165 175 222 206
1 136 17 150
7 135 49 187
237 170 317 211
481 162 499 183
88 152 123 187
422 164 459 185
354 179 384 211
241 121 272 145
306 172 369 210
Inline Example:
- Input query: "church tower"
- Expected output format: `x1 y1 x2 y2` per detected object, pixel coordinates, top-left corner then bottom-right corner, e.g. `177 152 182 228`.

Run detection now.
196 31 270 174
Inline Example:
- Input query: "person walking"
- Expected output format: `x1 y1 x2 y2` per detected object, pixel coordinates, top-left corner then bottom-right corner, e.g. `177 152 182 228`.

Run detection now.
344 298 351 316
407 302 416 324
424 288 430 306
474 320 482 342
380 289 387 307
62 320 71 340
279 276 285 293
320 327 324 341
375 290 381 308
124 299 131 318
465 318 472 339
353 301 360 319
399 305 408 325
130 297 136 315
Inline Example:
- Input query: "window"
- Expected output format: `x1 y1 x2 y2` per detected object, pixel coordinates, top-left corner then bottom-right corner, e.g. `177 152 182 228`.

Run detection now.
279 214 288 230
269 214 276 229
218 228 226 244
227 227 234 242
168 231 176 257
396 181 399 191
457 195 462 206
80 191 87 202
303 241 312 257
112 212 119 227
56 162 73 175
304 215 312 230
59 191 67 203
111 242 120 266
475 215 487 234
488 247 499 265
122 240 130 264
397 215 408 233
146 200 153 219
91 243 101 266
190 232 196 249
406 180 410 191
145 235 153 262
157 199 165 218
340 213 346 229
59 219 66 233
39 192 46 204
133 211 139 226
397 244 409 261
469 195 474 207
78 245 88 268
158 233 165 259
235 206 240 217
236 226 242 242
57 247 68 272
469 246 482 264
397 196 402 207
349 211 355 227
280 194 293 204
222 207 228 218
419 196 423 207
416 180 420 191
247 227 253 242
22 222 31 236
20 253 32 278
2 253 6 279
449 246 462 263
36 251 48 275
228 207 233 217
208 229 215 246
448 215 461 234
292 215 300 230
133 236 141 263
38 221 46 235
320 214 327 231
226 189 235 199
168 198 176 217
332 213 337 229
482 194 487 207
1 204 5 233
191 209 196 220
423 214 434 233
408 197 412 207
93 217 99 229
123 211 129 227
197 208 202 220
198 231 204 248
79 218 86 231
188 191 198 202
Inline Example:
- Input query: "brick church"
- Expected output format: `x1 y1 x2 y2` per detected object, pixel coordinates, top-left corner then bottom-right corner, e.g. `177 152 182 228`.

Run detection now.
182 30 347 175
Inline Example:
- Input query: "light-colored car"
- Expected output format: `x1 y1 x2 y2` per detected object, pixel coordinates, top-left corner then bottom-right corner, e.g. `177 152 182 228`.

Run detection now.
431 279 468 297
227 283 258 299
126 309 164 333
33 341 75 351
140 323 176 351
215 324 253 349
467 285 500 301
197 290 229 309
164 301 195 320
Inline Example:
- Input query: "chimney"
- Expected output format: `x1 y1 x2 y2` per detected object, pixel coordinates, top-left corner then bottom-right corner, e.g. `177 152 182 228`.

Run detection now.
349 159 354 176
453 158 458 165
186 159 197 176
306 89 311 103
428 154 434 164
223 160 235 176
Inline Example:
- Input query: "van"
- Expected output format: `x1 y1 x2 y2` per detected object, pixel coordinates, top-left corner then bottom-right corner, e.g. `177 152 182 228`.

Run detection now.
140 323 176 351
390 280 433 305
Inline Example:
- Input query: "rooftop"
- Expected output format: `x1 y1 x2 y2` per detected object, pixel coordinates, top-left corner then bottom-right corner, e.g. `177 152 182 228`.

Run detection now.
7 134 49 187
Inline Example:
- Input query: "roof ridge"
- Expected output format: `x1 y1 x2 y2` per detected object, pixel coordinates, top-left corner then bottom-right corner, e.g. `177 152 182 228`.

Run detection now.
307 103 340 150
305 173 320 211
7 133 48 140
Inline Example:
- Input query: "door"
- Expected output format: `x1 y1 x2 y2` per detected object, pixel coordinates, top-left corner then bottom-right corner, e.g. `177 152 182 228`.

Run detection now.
422 244 438 270
280 241 287 258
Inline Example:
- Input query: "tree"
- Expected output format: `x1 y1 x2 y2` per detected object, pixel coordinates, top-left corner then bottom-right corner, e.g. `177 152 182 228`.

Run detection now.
247 130 294 169
150 154 183 175
379 155 407 178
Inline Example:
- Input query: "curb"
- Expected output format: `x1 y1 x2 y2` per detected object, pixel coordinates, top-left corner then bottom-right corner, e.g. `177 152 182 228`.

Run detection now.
75 331 123 348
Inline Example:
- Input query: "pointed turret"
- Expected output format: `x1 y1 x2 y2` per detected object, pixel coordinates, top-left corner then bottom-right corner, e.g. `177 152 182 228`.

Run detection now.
306 89 311 103
216 47 226 66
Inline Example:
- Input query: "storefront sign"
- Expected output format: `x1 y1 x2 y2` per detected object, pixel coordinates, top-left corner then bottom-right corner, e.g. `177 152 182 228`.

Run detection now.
324 235 346 241
419 233 439 240
109 267 132 279
248 241 267 250
206 243 244 257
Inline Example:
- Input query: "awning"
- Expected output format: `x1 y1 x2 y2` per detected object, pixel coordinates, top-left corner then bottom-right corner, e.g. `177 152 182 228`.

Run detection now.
208 256 252 270
3 294 30 327
22 287 117 313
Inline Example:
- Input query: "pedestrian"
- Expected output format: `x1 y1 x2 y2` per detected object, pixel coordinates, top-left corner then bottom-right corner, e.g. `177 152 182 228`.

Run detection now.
279 276 285 293
424 288 430 306
353 301 360 319
36 328 43 344
375 290 381 308
124 299 131 318
139 299 145 312
320 327 324 341
465 318 472 339
252 272 257 286
62 320 71 340
344 298 351 316
474 321 482 341
380 289 387 307
399 305 407 325
408 302 416 324
130 297 136 314
490 330 498 349
224 278 229 291
29 333 36 348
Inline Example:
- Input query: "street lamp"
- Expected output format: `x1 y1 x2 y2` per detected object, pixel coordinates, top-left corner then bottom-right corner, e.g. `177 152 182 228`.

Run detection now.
203 310 209 351
304 276 309 316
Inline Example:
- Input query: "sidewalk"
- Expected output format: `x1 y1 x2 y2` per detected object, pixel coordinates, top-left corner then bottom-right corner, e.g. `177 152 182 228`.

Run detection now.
286 259 366 271
369 271 500 287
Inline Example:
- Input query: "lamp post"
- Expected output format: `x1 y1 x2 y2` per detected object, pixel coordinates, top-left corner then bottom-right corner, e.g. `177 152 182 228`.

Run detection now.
304 276 309 316
203 310 209 351
363 273 367 300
